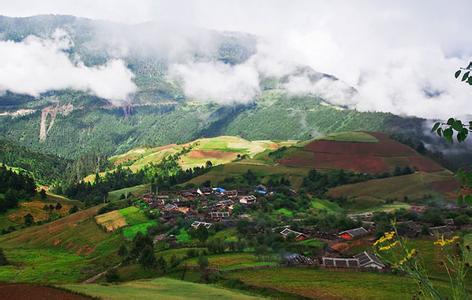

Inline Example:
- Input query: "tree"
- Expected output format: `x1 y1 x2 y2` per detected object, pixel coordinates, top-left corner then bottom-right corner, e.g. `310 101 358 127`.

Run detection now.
0 248 8 266
23 213 34 226
55 202 62 210
39 189 47 200
197 255 209 282
69 205 78 214
138 245 156 269
118 244 128 258
105 268 120 282
432 63 472 142
156 256 168 273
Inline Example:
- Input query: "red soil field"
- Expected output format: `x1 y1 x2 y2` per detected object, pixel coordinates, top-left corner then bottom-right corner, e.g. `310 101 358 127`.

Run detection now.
279 132 444 174
0 284 91 300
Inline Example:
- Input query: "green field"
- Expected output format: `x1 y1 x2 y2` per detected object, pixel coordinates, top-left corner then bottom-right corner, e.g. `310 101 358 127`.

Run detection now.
123 221 157 239
464 233 472 265
62 277 262 300
107 184 151 202
327 171 455 208
275 208 294 217
310 198 343 213
0 205 122 283
319 131 379 143
187 162 310 189
0 248 88 283
185 253 277 271
225 267 453 299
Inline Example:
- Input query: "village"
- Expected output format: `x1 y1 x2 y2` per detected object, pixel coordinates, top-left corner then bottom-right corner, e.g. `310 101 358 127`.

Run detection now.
116 182 470 273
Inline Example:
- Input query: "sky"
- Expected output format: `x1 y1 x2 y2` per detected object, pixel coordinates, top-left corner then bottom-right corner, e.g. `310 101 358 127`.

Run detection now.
0 0 471 119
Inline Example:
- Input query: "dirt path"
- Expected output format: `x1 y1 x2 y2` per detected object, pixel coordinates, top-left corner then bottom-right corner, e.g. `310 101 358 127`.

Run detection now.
82 263 121 284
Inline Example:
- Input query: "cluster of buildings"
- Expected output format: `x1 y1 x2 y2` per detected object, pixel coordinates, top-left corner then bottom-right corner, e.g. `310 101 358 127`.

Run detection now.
140 185 267 228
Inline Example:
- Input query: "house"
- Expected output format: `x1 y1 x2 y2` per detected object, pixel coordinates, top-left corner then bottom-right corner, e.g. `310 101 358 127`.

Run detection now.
239 195 257 205
444 218 454 226
353 251 385 270
282 253 315 266
338 227 369 240
216 199 234 207
180 190 198 200
410 205 427 214
213 187 226 194
197 187 213 195
176 207 191 215
429 225 453 236
223 190 238 198
322 252 385 270
191 221 212 230
280 228 308 241
255 184 268 195
397 220 422 237
347 212 374 221
322 257 360 268
209 211 230 219
141 193 155 204
163 203 178 211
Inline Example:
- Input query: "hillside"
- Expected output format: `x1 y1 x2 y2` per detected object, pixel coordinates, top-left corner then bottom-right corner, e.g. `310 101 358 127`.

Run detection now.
0 205 121 283
279 131 444 174
0 139 70 184
0 15 453 166
84 136 293 182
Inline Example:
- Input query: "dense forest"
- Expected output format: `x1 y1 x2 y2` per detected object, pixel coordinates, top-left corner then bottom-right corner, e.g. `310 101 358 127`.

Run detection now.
0 165 36 212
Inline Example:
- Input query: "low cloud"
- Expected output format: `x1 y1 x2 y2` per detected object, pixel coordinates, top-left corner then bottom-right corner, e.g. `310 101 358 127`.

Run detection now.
0 29 136 105
168 60 260 104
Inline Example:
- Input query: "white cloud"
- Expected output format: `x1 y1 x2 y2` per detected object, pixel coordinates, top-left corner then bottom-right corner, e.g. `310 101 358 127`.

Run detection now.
0 29 136 105
168 61 260 104
1 1 472 118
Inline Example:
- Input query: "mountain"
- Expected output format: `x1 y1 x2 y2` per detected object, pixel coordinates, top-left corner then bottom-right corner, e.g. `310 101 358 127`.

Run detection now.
0 15 468 170
0 15 432 158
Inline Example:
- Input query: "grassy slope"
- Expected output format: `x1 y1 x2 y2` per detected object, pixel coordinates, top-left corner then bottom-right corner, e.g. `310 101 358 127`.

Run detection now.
184 253 277 271
0 193 83 231
62 277 262 300
225 267 452 300
0 205 122 283
327 170 454 208
85 136 285 183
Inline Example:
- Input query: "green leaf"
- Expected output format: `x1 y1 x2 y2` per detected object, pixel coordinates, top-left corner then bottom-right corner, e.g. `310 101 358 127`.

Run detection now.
436 127 442 137
431 122 441 132
462 71 470 81
452 119 463 131
444 127 453 142
447 118 455 125
457 128 469 142
455 70 461 78
468 77 472 85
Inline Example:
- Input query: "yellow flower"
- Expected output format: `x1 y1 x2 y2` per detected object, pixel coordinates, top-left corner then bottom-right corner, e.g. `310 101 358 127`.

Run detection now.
379 240 399 251
434 236 459 247
374 231 396 246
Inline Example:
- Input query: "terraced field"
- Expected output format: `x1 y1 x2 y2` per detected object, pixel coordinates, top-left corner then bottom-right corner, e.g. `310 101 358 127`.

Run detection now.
0 205 122 283
95 206 155 239
279 132 444 174
327 170 459 208
85 136 288 183
0 194 82 231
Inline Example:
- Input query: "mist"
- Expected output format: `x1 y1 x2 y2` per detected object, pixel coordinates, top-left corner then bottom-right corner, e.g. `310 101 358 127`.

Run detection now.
1 0 472 119
0 28 136 105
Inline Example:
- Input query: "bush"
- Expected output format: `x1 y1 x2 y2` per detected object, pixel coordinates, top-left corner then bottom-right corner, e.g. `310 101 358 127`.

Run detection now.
105 268 120 282
0 248 8 266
